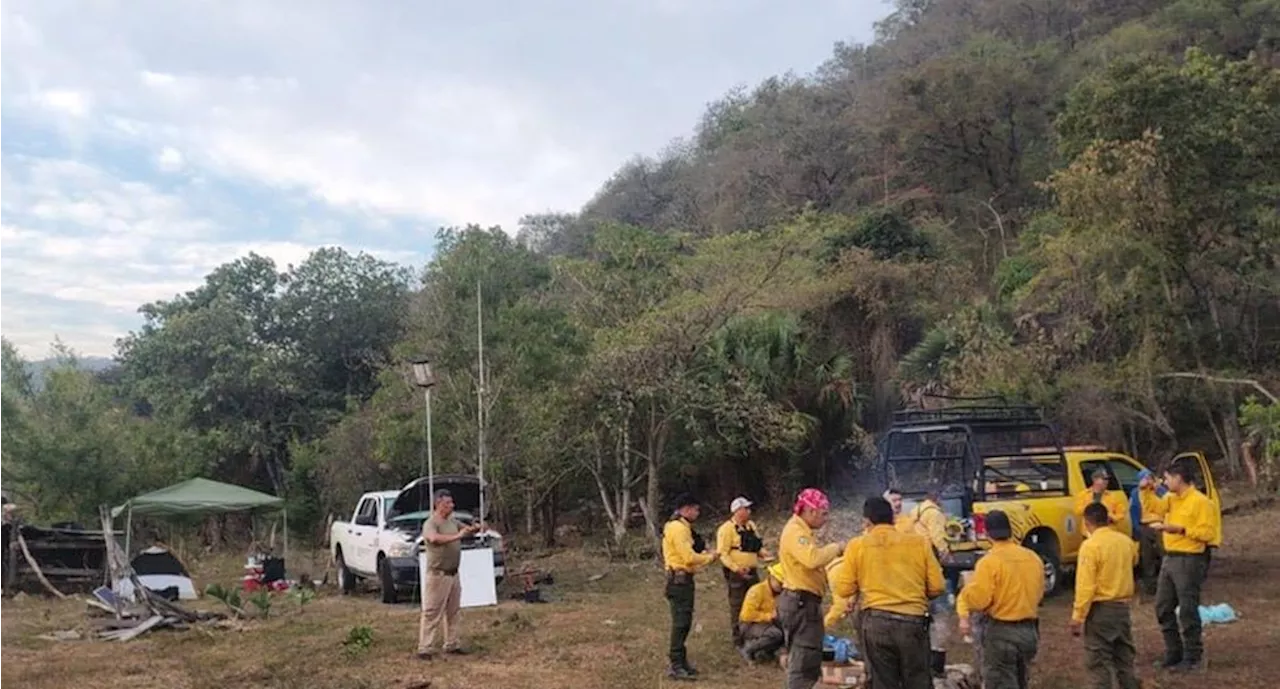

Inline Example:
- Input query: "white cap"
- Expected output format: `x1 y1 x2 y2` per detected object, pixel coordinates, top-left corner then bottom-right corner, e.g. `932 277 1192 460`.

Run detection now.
730 497 753 513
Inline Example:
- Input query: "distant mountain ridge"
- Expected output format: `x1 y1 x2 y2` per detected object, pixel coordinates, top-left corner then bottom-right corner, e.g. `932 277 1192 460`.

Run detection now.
24 355 116 390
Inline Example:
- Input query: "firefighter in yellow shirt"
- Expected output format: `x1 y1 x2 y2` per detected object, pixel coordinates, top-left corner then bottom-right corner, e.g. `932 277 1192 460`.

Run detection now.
716 496 769 649
739 563 786 664
1074 469 1129 532
884 488 910 531
824 557 854 630
898 489 953 677
1071 503 1140 689
834 496 944 689
1129 469 1165 594
777 488 844 689
956 511 1044 689
1151 459 1216 672
661 493 717 681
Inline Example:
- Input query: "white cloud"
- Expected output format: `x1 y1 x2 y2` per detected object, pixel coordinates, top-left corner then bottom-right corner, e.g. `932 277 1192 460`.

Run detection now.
0 159 424 357
0 0 885 358
156 146 185 172
1 0 883 230
35 89 91 117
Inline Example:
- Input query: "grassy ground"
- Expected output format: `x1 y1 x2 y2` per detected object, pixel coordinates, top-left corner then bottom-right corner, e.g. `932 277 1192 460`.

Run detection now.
3 499 1278 689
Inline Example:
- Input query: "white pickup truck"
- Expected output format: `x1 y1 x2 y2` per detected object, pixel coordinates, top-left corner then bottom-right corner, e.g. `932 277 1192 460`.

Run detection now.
330 474 505 604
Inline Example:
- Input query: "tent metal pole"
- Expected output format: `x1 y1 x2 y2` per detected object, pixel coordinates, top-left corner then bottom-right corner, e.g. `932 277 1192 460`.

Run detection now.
283 509 289 576
124 504 133 555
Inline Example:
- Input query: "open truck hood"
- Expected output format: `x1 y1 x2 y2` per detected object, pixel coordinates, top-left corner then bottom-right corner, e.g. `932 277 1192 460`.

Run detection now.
389 474 485 522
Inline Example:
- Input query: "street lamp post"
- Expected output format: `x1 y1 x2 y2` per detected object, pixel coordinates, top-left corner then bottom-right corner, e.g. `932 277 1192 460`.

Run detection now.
410 357 436 502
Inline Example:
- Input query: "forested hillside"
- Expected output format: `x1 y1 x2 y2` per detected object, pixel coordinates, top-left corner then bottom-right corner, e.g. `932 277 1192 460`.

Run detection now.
3 0 1278 544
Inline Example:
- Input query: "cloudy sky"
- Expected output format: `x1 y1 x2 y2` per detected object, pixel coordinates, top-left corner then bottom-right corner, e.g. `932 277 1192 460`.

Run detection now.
1 0 886 359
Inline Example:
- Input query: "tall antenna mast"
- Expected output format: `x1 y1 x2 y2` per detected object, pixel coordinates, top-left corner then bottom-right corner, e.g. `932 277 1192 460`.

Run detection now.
476 279 487 527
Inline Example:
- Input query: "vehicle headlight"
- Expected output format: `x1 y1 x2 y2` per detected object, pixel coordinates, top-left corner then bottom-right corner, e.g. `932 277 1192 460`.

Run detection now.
386 540 415 558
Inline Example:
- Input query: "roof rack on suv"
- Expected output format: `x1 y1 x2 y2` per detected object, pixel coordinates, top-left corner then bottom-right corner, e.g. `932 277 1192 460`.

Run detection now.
891 404 1045 427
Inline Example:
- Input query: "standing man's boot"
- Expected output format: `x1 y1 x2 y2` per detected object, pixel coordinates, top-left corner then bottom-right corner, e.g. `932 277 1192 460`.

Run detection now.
666 664 696 681
931 650 947 678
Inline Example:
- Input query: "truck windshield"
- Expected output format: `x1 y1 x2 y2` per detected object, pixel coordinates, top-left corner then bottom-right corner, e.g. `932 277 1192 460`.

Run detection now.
884 428 969 507
883 420 1068 511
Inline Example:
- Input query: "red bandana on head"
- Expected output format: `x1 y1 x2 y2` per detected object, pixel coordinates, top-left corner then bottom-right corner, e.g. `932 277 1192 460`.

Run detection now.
794 488 830 515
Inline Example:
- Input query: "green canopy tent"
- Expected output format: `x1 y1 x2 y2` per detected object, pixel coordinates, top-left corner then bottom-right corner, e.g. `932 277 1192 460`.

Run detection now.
112 478 288 566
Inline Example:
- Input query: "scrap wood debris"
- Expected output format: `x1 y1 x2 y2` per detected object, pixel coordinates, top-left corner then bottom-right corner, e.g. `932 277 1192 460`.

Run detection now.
74 579 227 642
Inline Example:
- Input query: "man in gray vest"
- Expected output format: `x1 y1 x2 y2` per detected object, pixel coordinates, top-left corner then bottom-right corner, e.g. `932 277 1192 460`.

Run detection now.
417 489 480 659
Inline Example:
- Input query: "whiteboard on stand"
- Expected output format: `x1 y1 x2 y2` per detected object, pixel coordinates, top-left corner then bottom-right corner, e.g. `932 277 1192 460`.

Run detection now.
419 547 498 609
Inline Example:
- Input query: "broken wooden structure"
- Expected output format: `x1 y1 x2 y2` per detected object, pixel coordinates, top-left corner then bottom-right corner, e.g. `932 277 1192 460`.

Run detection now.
84 582 226 641
3 520 118 595
63 508 227 641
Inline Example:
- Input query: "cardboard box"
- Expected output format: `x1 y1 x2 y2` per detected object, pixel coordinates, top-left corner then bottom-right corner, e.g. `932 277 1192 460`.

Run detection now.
820 660 865 687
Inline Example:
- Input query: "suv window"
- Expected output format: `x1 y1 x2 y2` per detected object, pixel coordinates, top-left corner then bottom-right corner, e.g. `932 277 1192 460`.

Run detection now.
1078 460 1121 491
355 497 379 526
1106 458 1142 494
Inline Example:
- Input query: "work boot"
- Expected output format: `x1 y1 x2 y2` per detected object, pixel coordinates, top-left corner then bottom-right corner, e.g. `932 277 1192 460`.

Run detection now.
1154 653 1183 670
1172 658 1205 673
666 664 696 682
931 651 947 678
738 647 754 663
682 661 699 677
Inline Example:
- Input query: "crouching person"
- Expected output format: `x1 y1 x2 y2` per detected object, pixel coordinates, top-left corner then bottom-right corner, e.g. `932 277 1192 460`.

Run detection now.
739 563 787 664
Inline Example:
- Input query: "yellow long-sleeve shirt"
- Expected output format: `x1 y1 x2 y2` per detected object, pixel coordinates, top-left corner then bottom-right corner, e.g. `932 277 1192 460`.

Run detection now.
1074 489 1128 526
739 580 777 624
824 557 854 628
834 525 943 617
1208 500 1223 548
1135 486 1164 525
956 541 1044 622
716 519 762 572
1072 526 1138 623
779 514 842 595
1160 487 1216 555
902 500 949 554
662 518 716 572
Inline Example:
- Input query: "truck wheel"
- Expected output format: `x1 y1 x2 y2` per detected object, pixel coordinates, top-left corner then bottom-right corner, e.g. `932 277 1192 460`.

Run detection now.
1031 544 1062 597
378 556 399 605
336 551 356 595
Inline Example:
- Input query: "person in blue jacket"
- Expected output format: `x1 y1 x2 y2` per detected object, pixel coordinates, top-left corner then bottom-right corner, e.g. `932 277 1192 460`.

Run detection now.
1128 469 1167 594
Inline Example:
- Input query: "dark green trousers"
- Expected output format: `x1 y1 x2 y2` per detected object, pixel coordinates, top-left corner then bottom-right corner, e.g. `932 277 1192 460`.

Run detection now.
1136 525 1161 594
665 574 695 666
1084 602 1139 689
741 621 784 659
1155 553 1205 663
982 619 1039 689
777 590 824 689
724 567 758 647
857 610 932 689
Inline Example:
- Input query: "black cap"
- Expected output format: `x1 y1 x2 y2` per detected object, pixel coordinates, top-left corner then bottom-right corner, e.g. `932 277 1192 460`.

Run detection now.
986 510 1013 540
674 493 701 509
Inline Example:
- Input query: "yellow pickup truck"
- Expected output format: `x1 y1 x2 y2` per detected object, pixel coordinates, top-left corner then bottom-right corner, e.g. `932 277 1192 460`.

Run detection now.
879 403 1221 595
